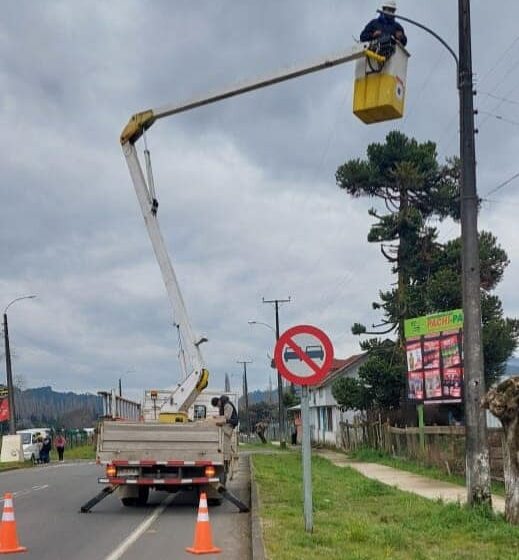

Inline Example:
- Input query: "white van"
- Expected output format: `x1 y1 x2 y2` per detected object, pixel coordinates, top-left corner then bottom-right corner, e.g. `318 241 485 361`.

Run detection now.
16 428 51 462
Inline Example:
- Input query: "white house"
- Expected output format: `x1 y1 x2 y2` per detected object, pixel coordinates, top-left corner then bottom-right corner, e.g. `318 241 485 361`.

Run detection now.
307 353 367 446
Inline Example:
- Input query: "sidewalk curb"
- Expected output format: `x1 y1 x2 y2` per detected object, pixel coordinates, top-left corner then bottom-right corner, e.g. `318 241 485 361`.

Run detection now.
250 457 267 560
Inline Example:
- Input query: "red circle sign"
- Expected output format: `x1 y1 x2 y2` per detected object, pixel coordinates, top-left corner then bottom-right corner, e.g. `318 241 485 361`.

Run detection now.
274 324 334 386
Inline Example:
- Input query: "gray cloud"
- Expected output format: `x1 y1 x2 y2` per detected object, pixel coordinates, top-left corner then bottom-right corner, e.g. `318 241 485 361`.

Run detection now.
2 1 519 401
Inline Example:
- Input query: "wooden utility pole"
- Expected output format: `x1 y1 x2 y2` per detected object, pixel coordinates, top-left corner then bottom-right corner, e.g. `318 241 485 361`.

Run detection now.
458 0 491 507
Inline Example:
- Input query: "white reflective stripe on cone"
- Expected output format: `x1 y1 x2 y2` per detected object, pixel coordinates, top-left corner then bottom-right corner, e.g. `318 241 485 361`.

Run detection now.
199 498 208 508
3 499 13 508
2 512 15 522
197 512 209 522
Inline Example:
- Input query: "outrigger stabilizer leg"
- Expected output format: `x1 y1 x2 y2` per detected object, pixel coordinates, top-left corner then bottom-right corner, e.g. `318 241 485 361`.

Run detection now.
80 485 119 513
217 485 250 513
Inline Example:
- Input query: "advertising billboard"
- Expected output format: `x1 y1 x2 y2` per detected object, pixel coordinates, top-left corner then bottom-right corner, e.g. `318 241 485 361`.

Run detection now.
405 310 463 404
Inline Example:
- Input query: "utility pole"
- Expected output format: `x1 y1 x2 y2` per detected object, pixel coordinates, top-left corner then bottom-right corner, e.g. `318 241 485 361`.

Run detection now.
459 0 491 507
3 314 16 435
224 372 231 392
236 360 252 438
263 297 291 448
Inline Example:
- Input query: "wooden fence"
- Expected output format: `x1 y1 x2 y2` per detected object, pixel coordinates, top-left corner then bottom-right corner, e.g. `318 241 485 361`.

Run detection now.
339 420 505 481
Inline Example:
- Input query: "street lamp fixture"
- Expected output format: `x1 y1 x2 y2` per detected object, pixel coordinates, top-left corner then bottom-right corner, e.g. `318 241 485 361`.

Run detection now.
247 320 275 332
3 295 37 435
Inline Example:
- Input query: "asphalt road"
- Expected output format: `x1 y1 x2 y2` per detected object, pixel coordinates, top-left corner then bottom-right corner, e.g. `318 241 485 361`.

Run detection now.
0 456 251 560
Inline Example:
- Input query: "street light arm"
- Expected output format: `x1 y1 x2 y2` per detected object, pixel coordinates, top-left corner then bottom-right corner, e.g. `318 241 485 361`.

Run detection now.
4 295 37 314
248 320 275 332
382 11 460 82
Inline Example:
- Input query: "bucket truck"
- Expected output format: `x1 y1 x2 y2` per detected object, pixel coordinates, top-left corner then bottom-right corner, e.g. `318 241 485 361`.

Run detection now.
87 39 407 511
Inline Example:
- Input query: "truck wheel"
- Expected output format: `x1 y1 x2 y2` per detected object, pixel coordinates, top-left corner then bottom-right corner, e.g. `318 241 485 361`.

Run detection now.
136 487 149 506
121 497 137 507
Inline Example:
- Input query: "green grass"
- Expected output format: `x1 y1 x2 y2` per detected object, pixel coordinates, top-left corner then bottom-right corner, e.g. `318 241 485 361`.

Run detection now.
0 461 33 472
253 452 519 560
50 444 96 461
348 447 505 497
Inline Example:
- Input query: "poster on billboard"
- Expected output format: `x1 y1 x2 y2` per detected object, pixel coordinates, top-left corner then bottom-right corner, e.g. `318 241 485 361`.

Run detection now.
0 397 9 423
404 310 464 404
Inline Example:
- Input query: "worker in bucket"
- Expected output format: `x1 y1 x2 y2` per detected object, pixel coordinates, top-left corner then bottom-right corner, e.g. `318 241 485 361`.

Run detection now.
360 1 407 46
211 395 238 471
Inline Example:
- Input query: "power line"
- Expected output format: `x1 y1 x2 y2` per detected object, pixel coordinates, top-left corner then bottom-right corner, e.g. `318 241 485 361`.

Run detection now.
478 110 519 127
484 171 519 196
479 91 519 106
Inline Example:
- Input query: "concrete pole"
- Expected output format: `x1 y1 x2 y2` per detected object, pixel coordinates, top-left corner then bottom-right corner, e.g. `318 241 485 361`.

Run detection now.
458 0 492 507
3 313 16 435
237 360 252 438
301 385 313 532
263 297 290 448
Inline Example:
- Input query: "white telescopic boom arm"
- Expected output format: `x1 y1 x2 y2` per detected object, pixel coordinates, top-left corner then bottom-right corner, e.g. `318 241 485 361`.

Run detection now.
120 44 378 145
120 43 382 414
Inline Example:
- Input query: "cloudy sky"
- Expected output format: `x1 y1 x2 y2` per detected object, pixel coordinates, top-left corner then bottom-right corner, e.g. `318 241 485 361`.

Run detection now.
2 1 519 400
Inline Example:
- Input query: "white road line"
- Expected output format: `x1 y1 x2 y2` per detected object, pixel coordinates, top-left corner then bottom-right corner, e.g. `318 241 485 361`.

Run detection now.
0 484 49 503
104 494 175 560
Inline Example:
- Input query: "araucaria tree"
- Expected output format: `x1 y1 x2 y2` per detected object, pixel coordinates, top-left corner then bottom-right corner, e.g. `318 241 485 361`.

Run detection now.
332 131 518 414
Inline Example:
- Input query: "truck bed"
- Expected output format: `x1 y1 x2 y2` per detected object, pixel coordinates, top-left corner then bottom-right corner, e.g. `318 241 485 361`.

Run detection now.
97 419 223 464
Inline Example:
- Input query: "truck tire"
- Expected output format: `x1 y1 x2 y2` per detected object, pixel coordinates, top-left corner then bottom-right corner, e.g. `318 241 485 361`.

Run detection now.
136 487 149 506
208 497 223 506
121 497 137 507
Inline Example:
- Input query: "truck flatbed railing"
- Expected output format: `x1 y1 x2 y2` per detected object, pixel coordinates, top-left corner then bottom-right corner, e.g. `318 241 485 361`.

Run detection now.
98 390 141 421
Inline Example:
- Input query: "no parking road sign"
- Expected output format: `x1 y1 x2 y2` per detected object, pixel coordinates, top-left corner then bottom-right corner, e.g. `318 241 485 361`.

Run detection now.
274 324 334 386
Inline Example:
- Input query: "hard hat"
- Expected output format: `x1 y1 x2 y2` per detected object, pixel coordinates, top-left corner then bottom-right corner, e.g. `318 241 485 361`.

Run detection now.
381 0 397 13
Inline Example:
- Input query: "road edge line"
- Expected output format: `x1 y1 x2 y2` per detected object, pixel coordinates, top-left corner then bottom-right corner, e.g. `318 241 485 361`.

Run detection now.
104 494 175 560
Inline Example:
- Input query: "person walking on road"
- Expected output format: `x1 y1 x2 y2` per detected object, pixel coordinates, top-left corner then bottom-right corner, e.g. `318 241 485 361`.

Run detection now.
55 432 67 462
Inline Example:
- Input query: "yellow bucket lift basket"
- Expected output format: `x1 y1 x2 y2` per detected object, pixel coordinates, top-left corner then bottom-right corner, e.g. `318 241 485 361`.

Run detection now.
353 42 410 124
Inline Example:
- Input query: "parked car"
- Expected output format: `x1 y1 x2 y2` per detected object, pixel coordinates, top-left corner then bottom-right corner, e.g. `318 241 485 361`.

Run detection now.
16 428 47 463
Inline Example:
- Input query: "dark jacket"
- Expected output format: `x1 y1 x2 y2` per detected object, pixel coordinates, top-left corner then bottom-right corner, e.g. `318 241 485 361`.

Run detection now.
360 14 407 46
219 396 239 428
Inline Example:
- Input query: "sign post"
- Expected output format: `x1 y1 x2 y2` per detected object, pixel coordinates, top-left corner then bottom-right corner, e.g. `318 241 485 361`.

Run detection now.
274 324 334 533
301 385 312 531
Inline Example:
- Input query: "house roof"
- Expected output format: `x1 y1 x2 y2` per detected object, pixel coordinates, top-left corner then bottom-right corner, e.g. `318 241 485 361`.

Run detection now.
312 353 367 389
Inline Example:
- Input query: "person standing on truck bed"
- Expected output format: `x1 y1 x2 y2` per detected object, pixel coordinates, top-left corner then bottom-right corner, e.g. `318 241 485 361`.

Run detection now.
211 395 238 471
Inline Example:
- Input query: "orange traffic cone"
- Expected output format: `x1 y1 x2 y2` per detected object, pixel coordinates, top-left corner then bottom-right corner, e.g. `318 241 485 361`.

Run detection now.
0 493 27 554
185 492 221 555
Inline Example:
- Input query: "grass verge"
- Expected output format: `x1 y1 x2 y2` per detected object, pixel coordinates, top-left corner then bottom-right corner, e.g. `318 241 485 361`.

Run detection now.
0 461 33 472
50 444 96 461
348 447 505 497
253 452 519 560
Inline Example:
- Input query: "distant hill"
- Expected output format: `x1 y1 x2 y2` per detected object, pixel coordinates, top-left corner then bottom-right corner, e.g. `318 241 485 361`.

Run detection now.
8 386 102 431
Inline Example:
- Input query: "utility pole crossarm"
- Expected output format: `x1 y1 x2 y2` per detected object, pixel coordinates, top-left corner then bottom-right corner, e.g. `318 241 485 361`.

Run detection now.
120 44 378 145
